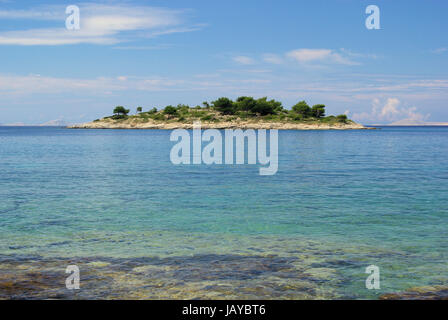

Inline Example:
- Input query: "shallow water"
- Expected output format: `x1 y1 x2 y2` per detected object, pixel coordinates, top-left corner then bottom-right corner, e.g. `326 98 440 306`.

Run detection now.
0 126 447 299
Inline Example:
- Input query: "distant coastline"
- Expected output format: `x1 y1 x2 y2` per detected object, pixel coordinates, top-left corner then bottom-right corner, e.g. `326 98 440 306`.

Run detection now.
370 124 448 127
373 119 448 126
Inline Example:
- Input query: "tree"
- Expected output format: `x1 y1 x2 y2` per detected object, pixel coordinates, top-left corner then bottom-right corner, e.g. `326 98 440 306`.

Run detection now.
268 99 283 114
136 106 143 113
164 106 177 115
113 106 130 116
212 97 236 115
176 104 189 113
251 97 279 115
235 96 257 112
148 107 158 114
202 101 210 109
311 104 326 118
292 101 311 117
336 114 348 123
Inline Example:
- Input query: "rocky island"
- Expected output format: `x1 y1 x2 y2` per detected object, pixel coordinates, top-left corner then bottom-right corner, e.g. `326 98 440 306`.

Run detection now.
69 97 367 130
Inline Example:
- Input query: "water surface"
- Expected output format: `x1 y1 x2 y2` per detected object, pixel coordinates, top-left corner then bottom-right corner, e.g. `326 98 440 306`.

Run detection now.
0 126 447 299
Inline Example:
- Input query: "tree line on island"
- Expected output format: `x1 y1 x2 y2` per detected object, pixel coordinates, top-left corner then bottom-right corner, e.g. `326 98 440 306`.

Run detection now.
105 97 349 123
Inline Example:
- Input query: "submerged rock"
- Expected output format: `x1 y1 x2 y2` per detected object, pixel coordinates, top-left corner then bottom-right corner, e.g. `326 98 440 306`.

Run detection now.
380 285 448 300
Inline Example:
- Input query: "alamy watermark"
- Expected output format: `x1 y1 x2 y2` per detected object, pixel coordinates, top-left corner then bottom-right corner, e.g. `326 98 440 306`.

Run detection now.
170 122 278 175
65 5 80 30
365 5 380 30
65 265 80 290
365 265 380 290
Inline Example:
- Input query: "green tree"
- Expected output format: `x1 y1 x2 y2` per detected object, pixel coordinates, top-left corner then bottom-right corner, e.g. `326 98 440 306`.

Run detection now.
148 107 158 114
136 106 143 113
336 114 348 123
235 96 257 112
212 97 236 115
176 104 190 113
268 99 283 114
164 106 178 115
311 104 326 118
251 97 279 115
292 101 311 117
113 106 130 116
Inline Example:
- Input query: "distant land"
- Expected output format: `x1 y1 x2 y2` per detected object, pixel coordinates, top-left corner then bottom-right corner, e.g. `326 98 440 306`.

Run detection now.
0 120 71 127
372 120 448 126
69 97 369 130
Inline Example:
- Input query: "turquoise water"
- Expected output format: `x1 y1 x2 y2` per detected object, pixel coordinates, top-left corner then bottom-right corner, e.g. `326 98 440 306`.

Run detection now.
0 126 447 299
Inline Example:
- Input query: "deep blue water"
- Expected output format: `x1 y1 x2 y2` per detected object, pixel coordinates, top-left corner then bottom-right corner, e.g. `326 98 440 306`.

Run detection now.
0 126 447 299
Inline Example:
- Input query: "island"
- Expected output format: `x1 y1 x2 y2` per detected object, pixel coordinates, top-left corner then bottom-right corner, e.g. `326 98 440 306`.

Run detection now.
69 97 367 130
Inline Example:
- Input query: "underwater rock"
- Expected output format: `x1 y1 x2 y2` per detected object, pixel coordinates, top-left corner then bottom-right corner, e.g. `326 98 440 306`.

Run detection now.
380 285 448 300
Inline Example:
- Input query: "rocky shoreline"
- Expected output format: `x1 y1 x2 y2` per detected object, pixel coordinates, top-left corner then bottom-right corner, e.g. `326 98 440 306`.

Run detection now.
68 119 369 130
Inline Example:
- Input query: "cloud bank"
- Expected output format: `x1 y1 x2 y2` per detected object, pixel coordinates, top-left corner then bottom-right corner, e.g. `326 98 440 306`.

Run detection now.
351 98 430 124
286 49 359 65
0 4 197 45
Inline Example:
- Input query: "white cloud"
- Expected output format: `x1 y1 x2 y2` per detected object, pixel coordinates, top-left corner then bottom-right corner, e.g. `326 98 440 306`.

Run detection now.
0 28 118 45
286 48 359 65
0 74 124 93
431 48 447 54
0 7 62 20
230 49 374 68
0 74 189 94
262 53 283 64
149 25 204 37
112 44 173 50
232 56 255 65
0 4 198 46
351 98 430 124
379 97 400 119
339 48 379 59
287 49 331 62
0 73 274 96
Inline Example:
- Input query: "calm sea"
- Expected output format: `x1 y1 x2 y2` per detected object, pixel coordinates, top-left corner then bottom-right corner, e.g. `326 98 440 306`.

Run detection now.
0 126 447 299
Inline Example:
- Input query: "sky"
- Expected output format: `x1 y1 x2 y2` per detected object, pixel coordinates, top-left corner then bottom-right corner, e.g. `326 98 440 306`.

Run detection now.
0 0 447 125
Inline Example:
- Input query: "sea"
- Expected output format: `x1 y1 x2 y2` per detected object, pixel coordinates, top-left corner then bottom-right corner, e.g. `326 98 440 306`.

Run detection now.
0 126 446 299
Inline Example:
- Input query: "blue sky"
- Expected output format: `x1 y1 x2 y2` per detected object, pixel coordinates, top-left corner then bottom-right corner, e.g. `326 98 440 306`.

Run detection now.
0 0 447 125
